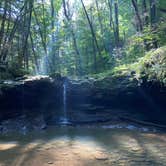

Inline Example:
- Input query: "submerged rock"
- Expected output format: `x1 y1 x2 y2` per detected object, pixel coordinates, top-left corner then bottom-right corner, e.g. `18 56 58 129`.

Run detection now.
47 161 54 164
95 152 109 160
0 115 47 134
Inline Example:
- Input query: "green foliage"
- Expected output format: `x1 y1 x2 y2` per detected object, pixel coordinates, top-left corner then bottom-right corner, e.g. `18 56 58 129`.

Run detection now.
123 35 145 64
142 46 166 84
156 21 166 46
113 46 166 84
0 0 165 79
8 60 29 78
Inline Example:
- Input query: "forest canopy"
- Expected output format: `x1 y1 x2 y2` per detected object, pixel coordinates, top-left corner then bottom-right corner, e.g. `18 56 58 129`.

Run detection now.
0 0 165 78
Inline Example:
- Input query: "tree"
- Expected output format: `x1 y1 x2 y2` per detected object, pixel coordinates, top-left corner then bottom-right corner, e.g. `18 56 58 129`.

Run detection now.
114 0 120 47
63 0 82 75
131 0 143 31
80 0 101 57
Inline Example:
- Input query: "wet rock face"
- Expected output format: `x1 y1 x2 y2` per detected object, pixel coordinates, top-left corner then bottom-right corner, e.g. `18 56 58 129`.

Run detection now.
67 79 94 106
66 76 134 106
67 76 166 110
0 76 64 120
0 75 165 122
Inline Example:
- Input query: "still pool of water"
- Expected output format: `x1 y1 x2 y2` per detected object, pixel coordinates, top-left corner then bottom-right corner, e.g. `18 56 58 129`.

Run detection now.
0 126 166 166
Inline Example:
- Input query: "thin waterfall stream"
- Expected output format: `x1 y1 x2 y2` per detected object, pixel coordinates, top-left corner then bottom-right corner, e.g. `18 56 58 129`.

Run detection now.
61 81 69 124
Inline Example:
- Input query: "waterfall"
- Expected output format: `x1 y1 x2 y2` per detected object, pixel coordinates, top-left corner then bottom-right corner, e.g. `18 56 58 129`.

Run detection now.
61 81 69 124
63 82 67 120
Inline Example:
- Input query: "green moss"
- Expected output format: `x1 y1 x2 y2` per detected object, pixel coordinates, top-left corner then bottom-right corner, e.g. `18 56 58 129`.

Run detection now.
129 46 166 84
89 46 166 85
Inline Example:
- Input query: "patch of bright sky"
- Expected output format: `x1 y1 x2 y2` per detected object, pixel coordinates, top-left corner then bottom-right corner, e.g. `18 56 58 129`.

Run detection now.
43 0 93 6
38 0 93 21
70 0 92 6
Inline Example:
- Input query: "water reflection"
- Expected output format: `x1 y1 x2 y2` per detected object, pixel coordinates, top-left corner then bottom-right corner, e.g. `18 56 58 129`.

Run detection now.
0 141 18 151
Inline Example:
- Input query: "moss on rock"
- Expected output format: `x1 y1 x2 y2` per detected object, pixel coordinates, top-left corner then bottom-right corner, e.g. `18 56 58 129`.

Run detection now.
91 46 166 86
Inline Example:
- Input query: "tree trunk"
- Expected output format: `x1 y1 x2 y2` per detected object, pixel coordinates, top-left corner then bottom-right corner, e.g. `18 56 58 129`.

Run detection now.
142 0 148 26
1 3 26 62
150 0 158 48
22 0 34 70
94 0 107 52
62 0 82 75
108 0 116 54
30 32 39 72
114 1 120 47
0 1 8 62
95 0 104 33
80 0 101 57
51 0 56 71
33 9 47 54
89 7 97 73
131 0 143 31
150 0 157 25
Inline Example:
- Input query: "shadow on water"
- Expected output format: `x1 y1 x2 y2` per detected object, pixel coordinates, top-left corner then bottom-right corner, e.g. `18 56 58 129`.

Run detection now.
0 126 166 166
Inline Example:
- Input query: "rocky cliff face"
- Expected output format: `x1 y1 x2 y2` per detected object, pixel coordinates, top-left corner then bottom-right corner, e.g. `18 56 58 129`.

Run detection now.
0 74 165 123
0 76 64 120
67 75 166 110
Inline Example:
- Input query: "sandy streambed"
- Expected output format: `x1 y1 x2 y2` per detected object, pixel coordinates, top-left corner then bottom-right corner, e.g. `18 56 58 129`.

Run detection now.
0 126 166 166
